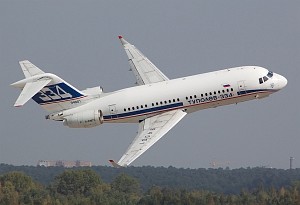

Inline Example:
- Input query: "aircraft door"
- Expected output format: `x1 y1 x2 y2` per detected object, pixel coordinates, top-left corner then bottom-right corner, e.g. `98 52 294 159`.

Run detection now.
237 81 247 94
108 104 118 119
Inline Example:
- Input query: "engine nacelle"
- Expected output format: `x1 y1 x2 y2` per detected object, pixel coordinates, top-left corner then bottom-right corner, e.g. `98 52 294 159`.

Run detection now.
81 86 103 96
63 110 104 128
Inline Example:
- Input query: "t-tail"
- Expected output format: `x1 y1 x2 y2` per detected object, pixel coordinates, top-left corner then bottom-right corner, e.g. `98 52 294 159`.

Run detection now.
11 60 96 112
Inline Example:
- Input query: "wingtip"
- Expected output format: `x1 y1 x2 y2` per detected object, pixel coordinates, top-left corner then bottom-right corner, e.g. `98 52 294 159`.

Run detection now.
19 60 29 63
118 35 128 45
109 159 123 168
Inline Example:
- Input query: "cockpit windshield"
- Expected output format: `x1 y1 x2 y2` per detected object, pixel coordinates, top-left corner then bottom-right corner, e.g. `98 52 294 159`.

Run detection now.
267 71 273 78
259 70 273 84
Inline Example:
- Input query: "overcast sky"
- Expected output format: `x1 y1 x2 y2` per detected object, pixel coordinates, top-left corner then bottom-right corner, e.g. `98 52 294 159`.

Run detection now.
0 1 299 169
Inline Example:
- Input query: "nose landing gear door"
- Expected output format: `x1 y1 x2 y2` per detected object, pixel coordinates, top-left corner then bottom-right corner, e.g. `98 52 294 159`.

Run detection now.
108 104 118 119
237 81 247 95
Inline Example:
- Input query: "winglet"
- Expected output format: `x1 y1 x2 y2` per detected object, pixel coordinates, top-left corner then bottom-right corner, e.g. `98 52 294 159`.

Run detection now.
118 35 129 45
109 160 123 168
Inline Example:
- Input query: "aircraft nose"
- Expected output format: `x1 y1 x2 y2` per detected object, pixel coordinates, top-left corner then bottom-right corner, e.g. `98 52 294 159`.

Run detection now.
277 74 288 89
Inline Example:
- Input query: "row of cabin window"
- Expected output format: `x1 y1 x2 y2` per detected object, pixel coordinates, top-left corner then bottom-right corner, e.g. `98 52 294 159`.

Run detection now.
185 88 234 100
123 98 181 112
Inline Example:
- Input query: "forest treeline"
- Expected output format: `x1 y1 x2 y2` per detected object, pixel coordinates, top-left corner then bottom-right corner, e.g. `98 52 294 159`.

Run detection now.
1 169 300 205
1 164 300 194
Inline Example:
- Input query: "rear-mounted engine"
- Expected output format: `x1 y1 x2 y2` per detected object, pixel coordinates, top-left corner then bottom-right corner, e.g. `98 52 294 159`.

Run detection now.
63 110 104 128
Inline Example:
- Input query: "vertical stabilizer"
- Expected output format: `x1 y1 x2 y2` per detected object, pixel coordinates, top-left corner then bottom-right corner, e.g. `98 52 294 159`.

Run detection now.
12 61 87 112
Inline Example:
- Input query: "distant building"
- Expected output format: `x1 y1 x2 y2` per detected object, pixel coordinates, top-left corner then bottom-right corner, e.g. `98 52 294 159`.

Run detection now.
37 160 92 167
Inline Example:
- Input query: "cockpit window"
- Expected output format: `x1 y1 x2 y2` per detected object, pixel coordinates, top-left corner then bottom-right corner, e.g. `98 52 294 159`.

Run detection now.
259 71 273 84
267 71 273 78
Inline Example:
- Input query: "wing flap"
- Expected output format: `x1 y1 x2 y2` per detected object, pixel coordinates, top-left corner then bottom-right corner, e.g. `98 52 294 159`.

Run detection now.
114 110 187 167
14 79 51 107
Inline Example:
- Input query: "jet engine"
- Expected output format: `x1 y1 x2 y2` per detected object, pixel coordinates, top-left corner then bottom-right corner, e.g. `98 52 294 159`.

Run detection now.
63 110 104 128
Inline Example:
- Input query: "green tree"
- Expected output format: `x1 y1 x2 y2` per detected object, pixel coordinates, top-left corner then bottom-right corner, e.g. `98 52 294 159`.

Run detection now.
49 169 102 197
0 181 19 205
111 173 140 195
110 173 141 205
0 172 49 205
0 171 36 193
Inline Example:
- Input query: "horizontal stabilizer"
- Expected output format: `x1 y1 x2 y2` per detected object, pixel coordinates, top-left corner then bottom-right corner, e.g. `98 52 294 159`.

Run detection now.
108 160 123 168
19 60 44 78
14 79 51 107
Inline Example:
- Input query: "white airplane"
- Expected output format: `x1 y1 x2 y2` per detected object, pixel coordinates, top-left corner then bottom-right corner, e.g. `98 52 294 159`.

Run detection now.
11 36 287 167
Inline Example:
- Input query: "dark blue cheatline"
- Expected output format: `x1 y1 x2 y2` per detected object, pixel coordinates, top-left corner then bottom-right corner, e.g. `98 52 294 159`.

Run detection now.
104 102 183 120
237 89 273 96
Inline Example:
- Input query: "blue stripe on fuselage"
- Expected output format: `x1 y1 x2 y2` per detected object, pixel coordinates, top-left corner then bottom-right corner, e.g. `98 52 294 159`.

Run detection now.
103 102 183 120
237 89 275 95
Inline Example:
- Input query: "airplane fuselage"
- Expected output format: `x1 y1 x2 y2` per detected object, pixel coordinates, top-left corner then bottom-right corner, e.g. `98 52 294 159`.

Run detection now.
56 66 286 125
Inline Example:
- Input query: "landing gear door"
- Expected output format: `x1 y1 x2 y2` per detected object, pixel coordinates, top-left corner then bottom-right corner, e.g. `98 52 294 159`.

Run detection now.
108 104 117 119
237 81 247 94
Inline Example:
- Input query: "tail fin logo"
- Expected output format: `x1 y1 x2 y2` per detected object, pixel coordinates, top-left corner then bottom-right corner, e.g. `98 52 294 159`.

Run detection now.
32 83 84 104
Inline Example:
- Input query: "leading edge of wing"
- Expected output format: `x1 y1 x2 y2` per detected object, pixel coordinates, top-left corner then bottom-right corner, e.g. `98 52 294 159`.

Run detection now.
109 109 187 167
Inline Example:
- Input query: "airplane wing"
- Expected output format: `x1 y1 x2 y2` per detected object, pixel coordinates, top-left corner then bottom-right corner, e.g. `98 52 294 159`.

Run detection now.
109 109 186 167
119 36 169 85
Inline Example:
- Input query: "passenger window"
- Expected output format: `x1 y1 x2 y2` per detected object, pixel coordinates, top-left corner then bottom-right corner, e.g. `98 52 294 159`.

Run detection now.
259 78 263 84
263 76 268 82
164 101 167 104
205 93 208 96
186 97 188 100
226 89 229 92
222 90 225 93
156 102 159 106
201 94 203 97
145 104 147 108
160 101 163 105
177 98 180 101
136 106 139 109
128 108 130 111
141 105 143 108
231 88 233 91
218 91 221 94
173 99 176 102
169 100 171 103
124 108 126 112
190 96 193 99
209 92 212 95
214 91 216 95
152 103 154 106
132 107 135 110
194 95 197 98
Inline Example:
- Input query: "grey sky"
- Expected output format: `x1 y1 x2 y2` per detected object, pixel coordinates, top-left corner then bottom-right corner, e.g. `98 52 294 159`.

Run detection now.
0 1 299 169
